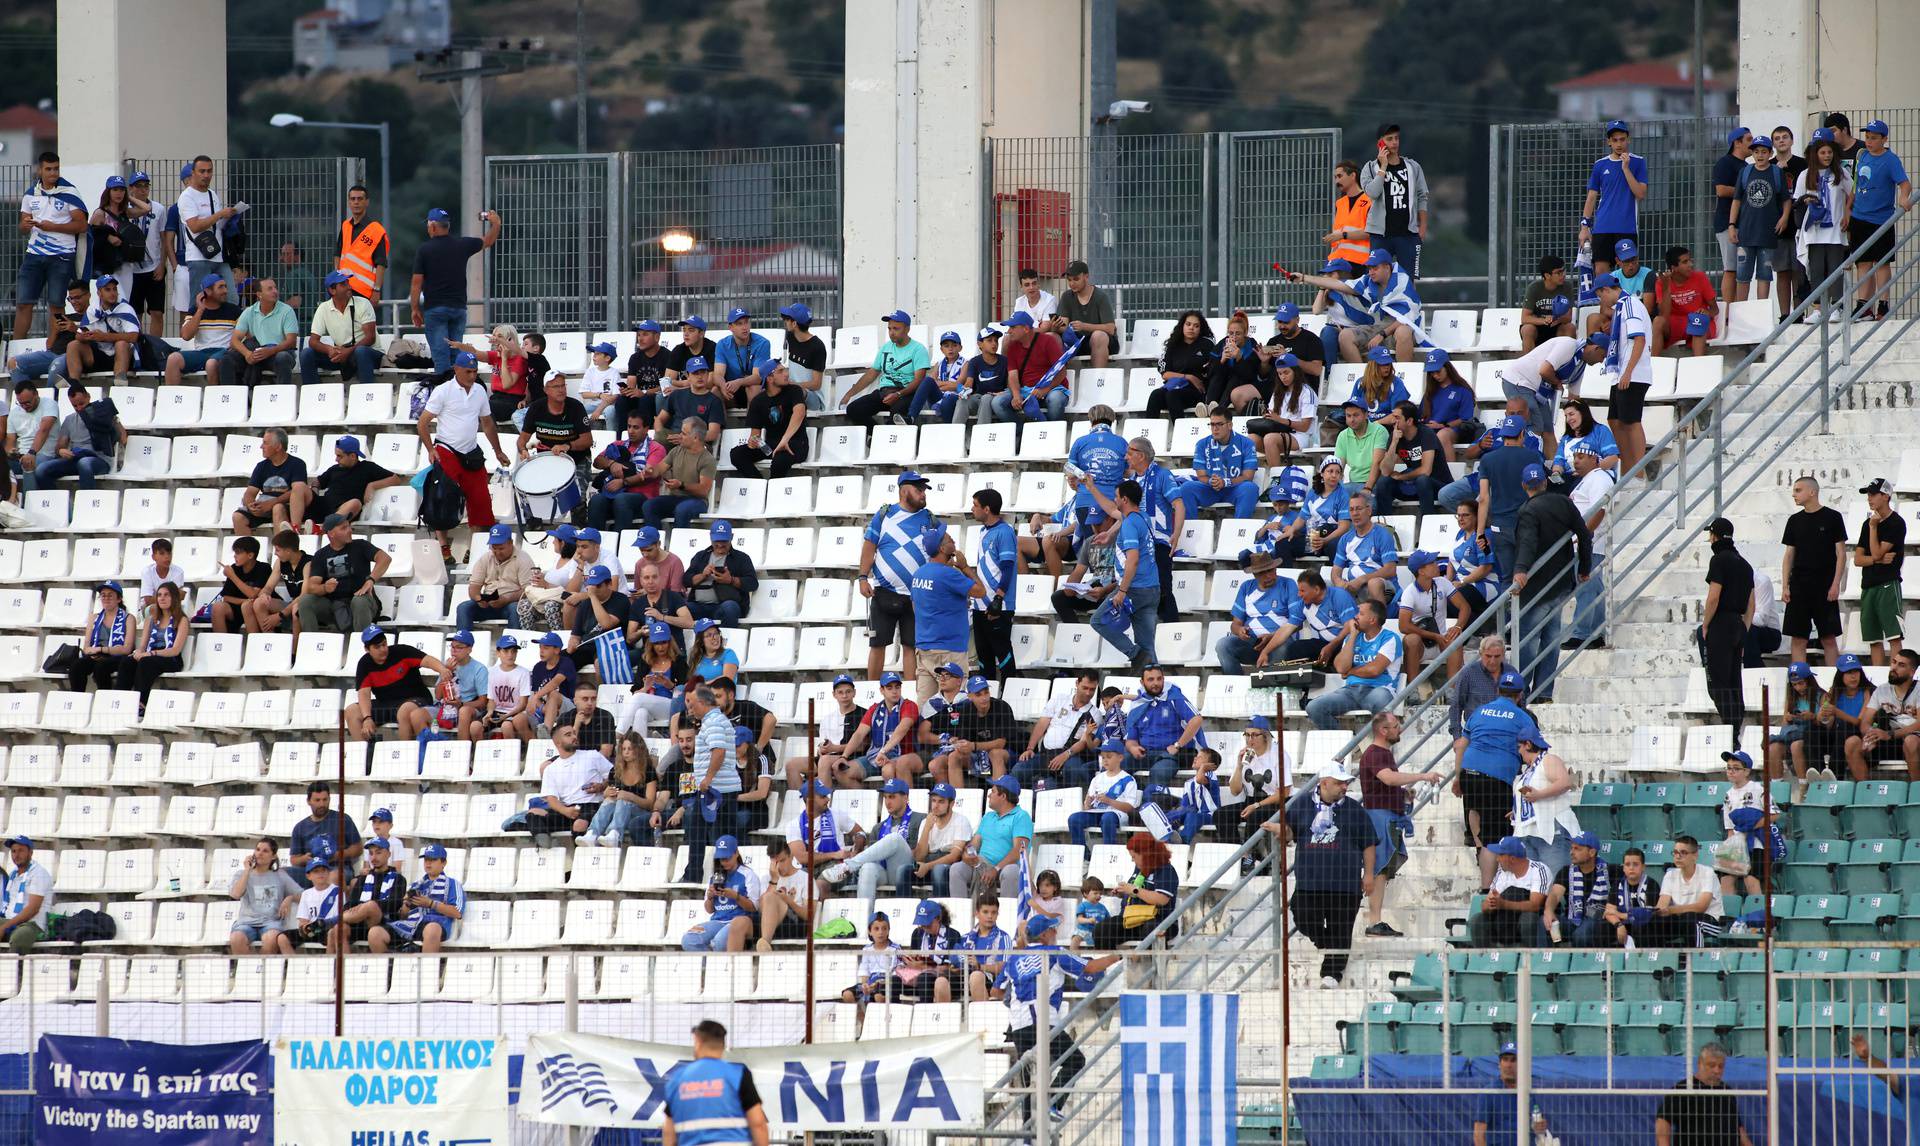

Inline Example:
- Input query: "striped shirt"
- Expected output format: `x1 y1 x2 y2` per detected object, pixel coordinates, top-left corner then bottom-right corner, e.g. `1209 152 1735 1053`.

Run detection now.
21 179 84 257
863 503 932 594
1192 432 1261 482
1232 575 1304 638
975 520 1018 610
695 707 742 793
1133 463 1180 545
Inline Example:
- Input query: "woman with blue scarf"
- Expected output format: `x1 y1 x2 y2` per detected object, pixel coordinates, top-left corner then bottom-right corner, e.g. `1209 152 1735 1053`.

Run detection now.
69 580 135 691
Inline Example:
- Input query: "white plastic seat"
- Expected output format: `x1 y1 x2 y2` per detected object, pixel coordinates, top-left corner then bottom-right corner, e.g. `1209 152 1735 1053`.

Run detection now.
832 325 880 369
1428 310 1478 352
296 382 347 425
200 386 251 427
150 387 203 428
1470 308 1523 352
370 433 422 474
346 383 397 424
761 527 816 570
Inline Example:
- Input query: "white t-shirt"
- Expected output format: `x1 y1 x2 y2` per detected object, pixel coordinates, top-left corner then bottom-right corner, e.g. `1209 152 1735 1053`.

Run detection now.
785 808 859 852
3 861 55 929
1500 336 1582 398
1272 385 1319 451
1394 575 1457 627
1037 692 1095 751
1721 780 1776 833
295 883 339 925
1012 290 1058 326
820 706 861 747
1569 469 1615 558
580 363 621 408
1868 679 1920 732
1491 860 1552 899
22 181 84 257
367 832 411 868
1086 770 1141 814
1613 295 1654 385
1751 570 1783 631
424 378 492 453
919 812 974 856
7 401 56 461
1658 864 1725 918
140 560 182 604
540 749 613 805
175 186 224 261
486 665 532 714
1229 746 1290 806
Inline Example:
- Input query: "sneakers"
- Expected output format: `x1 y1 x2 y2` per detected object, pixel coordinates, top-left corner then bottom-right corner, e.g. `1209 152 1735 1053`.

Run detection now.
820 861 850 883
600 832 624 847
1365 922 1403 938
1320 975 1341 989
576 833 596 847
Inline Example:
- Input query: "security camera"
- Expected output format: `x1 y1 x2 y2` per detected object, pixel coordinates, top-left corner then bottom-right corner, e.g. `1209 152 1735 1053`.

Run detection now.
1108 100 1153 117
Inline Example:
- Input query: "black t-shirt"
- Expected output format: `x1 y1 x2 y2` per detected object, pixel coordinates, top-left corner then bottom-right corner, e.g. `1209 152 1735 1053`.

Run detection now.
1391 424 1451 485
219 558 272 603
314 459 394 506
1654 1079 1742 1146
275 551 310 602
746 385 806 437
526 396 592 459
354 643 433 703
635 590 691 650
249 454 309 498
1858 511 1908 589
726 698 774 757
625 346 673 391
1838 140 1867 184
572 590 632 640
785 332 827 376
1779 507 1848 595
1264 328 1326 376
661 388 726 440
669 339 716 374
411 235 486 311
1777 154 1809 237
1705 540 1755 622
313 538 381 599
1381 162 1414 235
1711 153 1746 230
952 698 1018 746
966 352 1008 396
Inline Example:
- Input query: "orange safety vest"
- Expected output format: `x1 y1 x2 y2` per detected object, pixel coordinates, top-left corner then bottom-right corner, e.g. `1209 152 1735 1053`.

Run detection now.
337 217 388 299
1330 193 1372 267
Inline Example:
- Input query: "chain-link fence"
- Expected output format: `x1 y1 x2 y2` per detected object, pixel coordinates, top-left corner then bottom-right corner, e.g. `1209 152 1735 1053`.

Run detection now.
483 152 619 334
0 162 43 336
129 155 367 296
1219 129 1346 318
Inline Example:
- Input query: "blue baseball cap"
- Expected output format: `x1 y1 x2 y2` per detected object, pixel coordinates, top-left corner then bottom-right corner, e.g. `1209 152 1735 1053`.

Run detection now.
733 725 754 745
714 835 739 860
754 359 782 382
1099 739 1127 754
1497 669 1527 691
646 621 672 643
1837 653 1863 672
879 670 903 686
896 469 930 487
324 270 352 288
1488 837 1527 858
1585 331 1610 349
496 635 521 649
1570 831 1600 849
6 836 32 850
778 302 812 324
709 520 734 541
632 526 661 549
449 629 475 647
1499 413 1528 437
487 523 514 546
199 273 226 292
1720 750 1756 770
683 355 710 373
1275 351 1300 370
1521 730 1551 751
421 843 448 860
360 625 387 645
1499 1041 1519 1058
1025 913 1061 936
1003 312 1035 328
1727 126 1752 145
95 274 118 289
634 318 662 333
1685 312 1711 336
1788 661 1814 681
694 618 720 634
1550 295 1572 318
726 307 751 324
575 527 603 544
1321 259 1352 275
1273 302 1300 322
1405 549 1437 573
832 673 855 688
334 435 364 457
583 565 613 586
1865 119 1891 136
306 858 334 873
803 780 832 797
914 899 942 926
1341 397 1367 411
1247 715 1272 731
930 782 957 800
1614 239 1639 261
369 807 394 823
366 836 391 851
129 171 150 185
103 175 126 191
1592 272 1620 291
936 660 965 678
453 350 479 369
426 208 451 224
990 775 1020 799
977 325 1004 342
1521 463 1548 486
1366 345 1394 365
681 314 708 331
1364 249 1394 267
179 162 196 182
881 778 910 795
920 522 949 552
966 675 992 694
939 330 962 345
870 911 890 924
1811 127 1835 143
881 309 912 325
1424 347 1449 372
552 524 579 543
589 341 616 357
1604 119 1630 135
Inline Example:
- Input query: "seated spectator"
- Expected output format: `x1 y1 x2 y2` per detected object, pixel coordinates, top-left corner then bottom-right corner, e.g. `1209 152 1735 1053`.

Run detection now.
1468 837 1551 947
653 356 725 447
732 360 810 478
301 271 381 385
554 527 625 621
587 414 667 530
904 781 972 897
8 283 89 392
68 580 136 692
1543 831 1618 947
523 723 613 846
1286 250 1421 362
1652 245 1717 354
516 370 594 486
344 626 444 742
1227 715 1295 843
1203 310 1267 415
1416 349 1481 461
1306 599 1403 730
456 524 534 629
467 635 533 741
822 778 921 898
950 775 1034 899
686 618 739 685
1652 835 1725 946
578 341 621 428
287 780 363 885
306 435 401 528
562 566 632 676
243 530 309 635
1144 311 1214 420
685 520 757 626
842 311 929 427
1047 260 1119 366
1519 255 1577 351
223 276 300 387
993 313 1069 422
1292 460 1352 563
786 777 861 872
281 859 344 953
6 379 57 490
681 834 761 953
1217 553 1304 673
1376 402 1450 517
1601 847 1660 947
928 675 1017 787
1851 649 1920 780
1249 353 1319 469
524 632 579 735
962 896 1013 998
1121 667 1203 787
1719 750 1783 898
1172 411 1263 537
1332 401 1389 496
1392 550 1471 682
1817 656 1873 780
620 621 687 735
1286 569 1358 664
365 808 409 868
1089 832 1180 948
300 514 391 635
338 837 408 949
755 840 818 950
893 899 966 1003
1068 740 1141 852
1012 671 1102 790
227 837 301 955
425 631 486 737
163 274 241 384
66 275 143 383
121 579 187 707
1349 347 1411 424
629 525 685 594
642 419 717 532
711 308 771 403
369 843 463 953
209 537 272 633
1768 661 1822 790
449 325 529 426
569 682 618 757
907 331 970 421
1 835 54 953
232 429 311 536
35 382 125 491
784 673 860 787
843 912 901 1004
1047 494 1115 623
1549 397 1618 479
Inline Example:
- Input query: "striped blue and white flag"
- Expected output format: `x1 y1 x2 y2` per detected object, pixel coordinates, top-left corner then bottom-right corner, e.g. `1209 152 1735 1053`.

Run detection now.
1016 847 1033 922
589 627 634 685
1119 992 1238 1146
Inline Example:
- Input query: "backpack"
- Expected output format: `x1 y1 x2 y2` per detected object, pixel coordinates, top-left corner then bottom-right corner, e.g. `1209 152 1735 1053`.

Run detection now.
220 210 248 265
419 465 466 532
56 909 117 944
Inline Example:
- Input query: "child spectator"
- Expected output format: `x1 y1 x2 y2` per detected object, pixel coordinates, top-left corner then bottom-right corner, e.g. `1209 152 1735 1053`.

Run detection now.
282 858 342 954
1020 870 1067 945
579 341 622 428
842 911 900 1005
963 896 1012 1001
893 899 966 1003
1727 136 1788 302
1168 748 1226 843
365 808 410 868
1718 751 1782 899
1652 246 1717 354
1072 878 1111 950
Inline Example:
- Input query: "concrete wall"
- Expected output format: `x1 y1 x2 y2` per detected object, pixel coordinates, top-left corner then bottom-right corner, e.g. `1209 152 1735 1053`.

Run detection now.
1740 0 1920 136
57 0 227 197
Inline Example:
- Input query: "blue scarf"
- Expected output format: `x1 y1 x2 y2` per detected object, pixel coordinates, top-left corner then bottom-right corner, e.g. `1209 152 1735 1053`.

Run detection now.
146 619 176 653
874 808 912 842
91 607 128 650
805 810 842 857
1564 861 1611 925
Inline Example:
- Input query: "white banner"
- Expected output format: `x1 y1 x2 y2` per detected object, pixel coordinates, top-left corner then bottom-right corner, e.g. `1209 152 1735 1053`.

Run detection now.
519 1030 984 1130
271 1037 511 1146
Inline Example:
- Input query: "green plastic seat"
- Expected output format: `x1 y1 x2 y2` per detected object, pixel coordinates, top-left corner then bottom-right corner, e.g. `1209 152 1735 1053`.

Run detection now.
1310 1054 1362 1080
1538 950 1613 1003
1617 950 1679 1002
1889 841 1920 897
1456 1002 1512 1058
1722 1002 1770 1059
1595 839 1633 867
1389 952 1449 1003
1456 952 1519 1002
1576 782 1627 840
1680 950 1733 1002
1791 781 1854 839
1777 894 1843 942
1636 840 1674 868
1831 894 1900 942
1616 784 1677 841
1783 1000 1844 1058
1782 839 1846 894
1851 1002 1909 1058
1687 1000 1741 1058
1529 1001 1577 1056
1893 800 1920 840
1906 949 1920 975
1841 781 1906 839
1341 1000 1408 1055
1674 782 1729 841
1619 1001 1684 1056
1566 1001 1619 1056
1846 948 1902 1000
1840 839 1900 894
1401 1002 1462 1055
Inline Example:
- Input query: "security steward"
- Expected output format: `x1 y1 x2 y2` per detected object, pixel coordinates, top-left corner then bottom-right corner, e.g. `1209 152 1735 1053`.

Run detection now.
661 1020 770 1146
336 183 388 302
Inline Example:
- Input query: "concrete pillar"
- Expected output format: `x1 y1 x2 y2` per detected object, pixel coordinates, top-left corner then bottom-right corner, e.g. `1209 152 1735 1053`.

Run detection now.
57 0 226 195
1740 0 1920 133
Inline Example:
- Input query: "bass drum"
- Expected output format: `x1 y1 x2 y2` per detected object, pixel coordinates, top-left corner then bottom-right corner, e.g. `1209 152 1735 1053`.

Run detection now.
511 453 583 539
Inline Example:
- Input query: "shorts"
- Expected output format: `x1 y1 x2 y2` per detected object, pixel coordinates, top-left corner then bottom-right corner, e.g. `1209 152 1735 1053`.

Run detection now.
853 753 891 778
767 914 809 941
1346 318 1399 349
238 506 279 530
1863 734 1913 764
1607 381 1650 424
1850 218 1897 264
1716 230 1739 275
1769 722 1807 745
1460 769 1513 848
894 966 963 1002
1735 245 1775 283
306 492 347 522
129 269 166 316
1782 596 1844 640
1860 582 1905 642
1499 378 1554 436
231 922 289 942
15 252 74 307
369 696 429 726
867 586 916 649
383 912 454 945
1592 233 1637 266
1366 808 1412 876
174 347 224 374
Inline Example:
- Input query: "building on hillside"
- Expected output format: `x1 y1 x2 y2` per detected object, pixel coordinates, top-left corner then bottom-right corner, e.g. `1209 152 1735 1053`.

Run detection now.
0 104 57 163
294 0 451 74
1551 58 1735 122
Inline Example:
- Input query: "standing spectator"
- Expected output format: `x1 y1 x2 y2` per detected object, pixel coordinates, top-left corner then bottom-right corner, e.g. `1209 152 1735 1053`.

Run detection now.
163 274 241 384
1474 414 1547 578
1216 554 1303 673
1718 751 1780 898
177 155 237 296
65 275 142 384
85 175 143 314
1700 518 1755 734
681 686 743 882
641 418 718 533
1712 128 1754 301
972 489 1020 681
1519 256 1577 352
223 277 300 387
1855 477 1907 664
1357 712 1442 938
842 309 929 427
67 580 135 692
1324 160 1373 270
1468 837 1552 948
456 524 534 629
1144 311 1215 420
38 383 125 491
1091 480 1163 669
1654 1045 1752 1146
1652 246 1718 355
1273 766 1376 985
409 208 502 378
343 626 443 742
13 152 86 341
711 307 770 400
1512 733 1580 877
1045 260 1119 366
1581 119 1650 279
1795 130 1855 323
998 914 1118 1127
1099 435 1182 620
1499 331 1605 470
287 780 363 884
305 436 401 529
1512 462 1593 699
1771 126 1810 319
416 352 512 554
369 844 464 953
777 303 829 409
1454 669 1540 887
1780 476 1848 664
334 183 387 301
1 836 54 953
1595 272 1655 477
860 472 933 681
301 271 381 385
731 360 809 478
950 776 1033 900
1828 113 1866 180
232 429 311 537
1565 443 1616 649
124 172 166 335
300 514 390 635
1727 136 1788 302
1305 599 1403 730
1545 832 1621 948
993 313 1068 422
680 835 761 953
1360 124 1429 276
1849 119 1912 321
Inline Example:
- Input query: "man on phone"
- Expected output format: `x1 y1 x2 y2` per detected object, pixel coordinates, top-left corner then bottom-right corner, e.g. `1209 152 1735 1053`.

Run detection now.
1360 125 1429 278
409 208 502 378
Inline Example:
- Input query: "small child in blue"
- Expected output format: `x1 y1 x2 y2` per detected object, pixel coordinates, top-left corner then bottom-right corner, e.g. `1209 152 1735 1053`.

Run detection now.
1072 876 1111 949
1165 748 1226 843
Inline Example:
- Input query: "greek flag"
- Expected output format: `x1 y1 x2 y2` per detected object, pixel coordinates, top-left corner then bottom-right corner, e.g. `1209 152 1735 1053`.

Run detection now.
590 627 634 685
1016 848 1033 923
1119 993 1238 1146
534 1052 619 1115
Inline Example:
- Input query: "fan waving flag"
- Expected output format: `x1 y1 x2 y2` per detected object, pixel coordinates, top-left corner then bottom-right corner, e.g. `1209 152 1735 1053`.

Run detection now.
1016 847 1033 923
590 627 634 685
1120 992 1238 1146
1020 332 1083 418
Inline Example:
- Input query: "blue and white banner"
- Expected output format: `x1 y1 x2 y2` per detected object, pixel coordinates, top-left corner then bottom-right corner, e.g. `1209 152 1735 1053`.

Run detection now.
591 626 634 684
1119 992 1238 1146
520 1030 983 1130
271 1037 509 1146
34 1035 271 1145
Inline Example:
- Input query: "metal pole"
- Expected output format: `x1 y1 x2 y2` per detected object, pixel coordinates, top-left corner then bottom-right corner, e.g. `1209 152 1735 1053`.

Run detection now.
803 697 817 1045
1276 690 1291 1146
575 0 589 152
1486 125 1501 307
459 51 487 330
96 958 110 1037
334 709 347 1038
1761 682 1779 1146
1692 0 1707 262
1515 952 1533 1146
377 125 390 314
1034 953 1052 1146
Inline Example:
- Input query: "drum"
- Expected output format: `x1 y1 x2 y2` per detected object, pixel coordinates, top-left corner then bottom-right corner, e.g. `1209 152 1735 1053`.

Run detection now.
512 454 582 531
